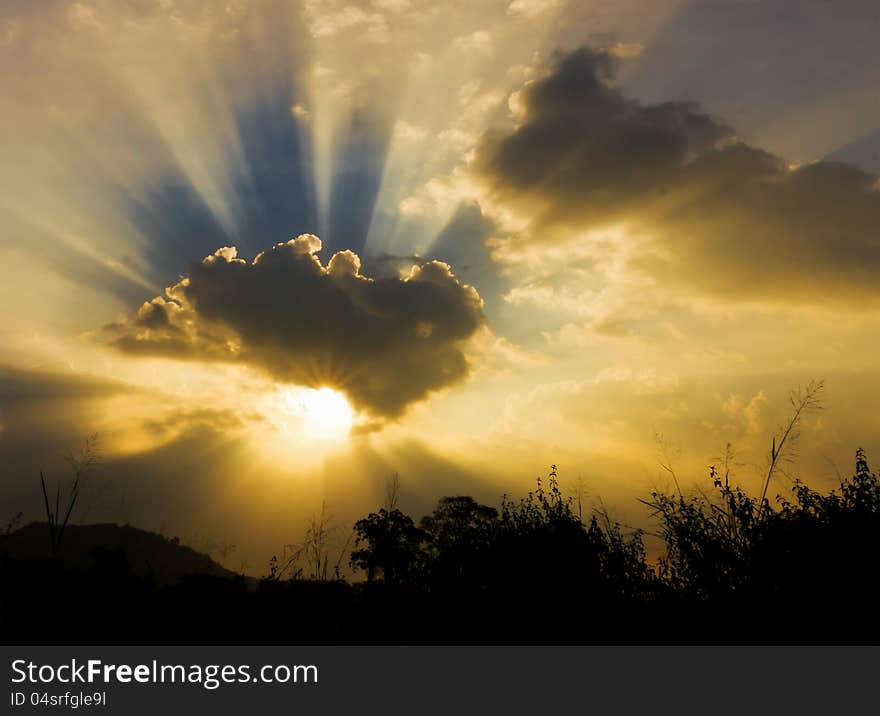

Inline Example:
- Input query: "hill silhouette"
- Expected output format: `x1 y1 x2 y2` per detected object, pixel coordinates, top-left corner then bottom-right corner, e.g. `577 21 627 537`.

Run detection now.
0 522 236 588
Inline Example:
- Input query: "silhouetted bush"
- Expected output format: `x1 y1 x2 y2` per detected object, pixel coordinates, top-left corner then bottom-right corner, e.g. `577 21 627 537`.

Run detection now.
642 447 880 635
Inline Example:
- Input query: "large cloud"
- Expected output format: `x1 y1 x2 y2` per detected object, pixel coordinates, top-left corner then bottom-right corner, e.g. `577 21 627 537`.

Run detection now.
105 235 485 419
475 48 880 305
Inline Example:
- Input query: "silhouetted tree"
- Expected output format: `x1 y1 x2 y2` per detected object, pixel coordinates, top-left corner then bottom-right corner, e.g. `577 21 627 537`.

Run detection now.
420 496 499 589
350 509 427 586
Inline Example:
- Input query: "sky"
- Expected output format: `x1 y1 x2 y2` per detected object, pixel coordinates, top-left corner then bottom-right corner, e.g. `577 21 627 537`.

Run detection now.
2 0 879 572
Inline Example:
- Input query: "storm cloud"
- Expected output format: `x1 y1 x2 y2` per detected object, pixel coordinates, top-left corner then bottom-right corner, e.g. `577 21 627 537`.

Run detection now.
106 235 485 419
476 48 880 305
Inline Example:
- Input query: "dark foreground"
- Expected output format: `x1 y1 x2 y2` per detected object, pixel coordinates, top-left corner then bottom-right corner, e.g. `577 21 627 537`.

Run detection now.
3 449 879 644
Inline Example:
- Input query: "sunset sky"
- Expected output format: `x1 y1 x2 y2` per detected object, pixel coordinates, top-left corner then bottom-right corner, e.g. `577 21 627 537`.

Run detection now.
2 0 880 571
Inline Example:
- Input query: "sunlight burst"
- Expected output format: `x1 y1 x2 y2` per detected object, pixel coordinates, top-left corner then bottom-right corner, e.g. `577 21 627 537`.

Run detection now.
283 387 354 439
247 385 356 471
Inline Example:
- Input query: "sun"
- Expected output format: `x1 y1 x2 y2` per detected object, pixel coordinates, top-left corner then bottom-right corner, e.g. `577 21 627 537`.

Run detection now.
279 386 354 439
245 384 357 470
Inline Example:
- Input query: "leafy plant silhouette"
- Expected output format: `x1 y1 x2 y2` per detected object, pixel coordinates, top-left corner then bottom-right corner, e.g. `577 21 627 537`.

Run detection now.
640 381 828 600
39 433 100 555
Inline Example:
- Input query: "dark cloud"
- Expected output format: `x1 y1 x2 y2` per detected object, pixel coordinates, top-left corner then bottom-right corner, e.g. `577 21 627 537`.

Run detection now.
106 235 485 419
476 48 880 304
0 364 138 404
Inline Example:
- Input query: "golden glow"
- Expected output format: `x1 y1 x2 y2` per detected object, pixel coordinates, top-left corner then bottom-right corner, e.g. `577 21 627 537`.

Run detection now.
4 0 880 575
243 385 356 472
279 387 354 440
